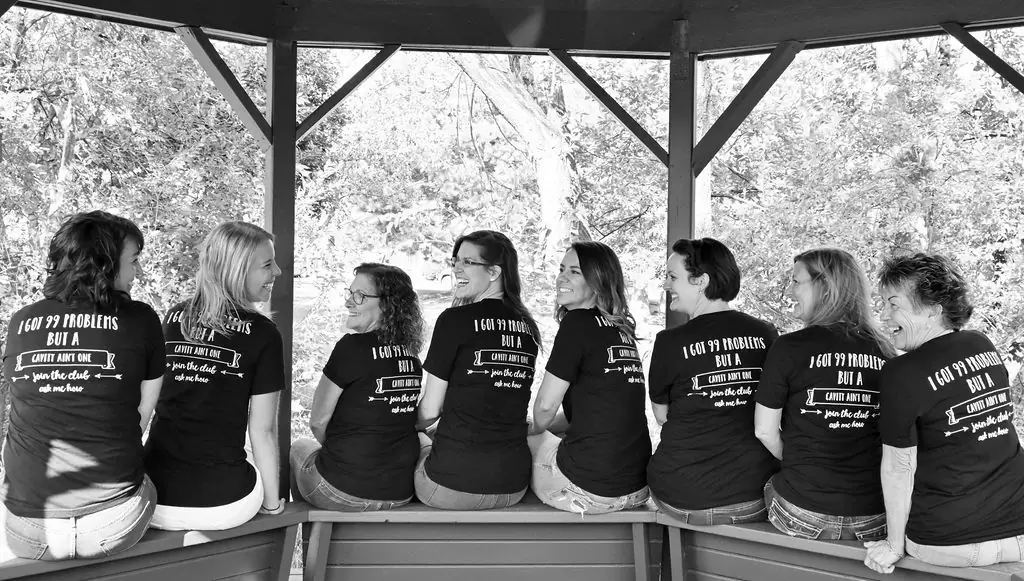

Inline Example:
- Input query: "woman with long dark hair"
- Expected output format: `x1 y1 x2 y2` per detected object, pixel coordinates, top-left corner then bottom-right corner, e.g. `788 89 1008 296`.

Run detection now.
290 263 424 511
2 211 163 560
144 221 284 529
416 230 540 509
754 248 895 541
529 241 650 514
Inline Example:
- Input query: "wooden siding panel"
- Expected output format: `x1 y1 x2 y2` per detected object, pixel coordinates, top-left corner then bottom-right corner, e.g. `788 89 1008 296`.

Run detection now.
688 545 876 581
324 564 636 581
327 539 634 565
93 545 275 581
329 522 633 541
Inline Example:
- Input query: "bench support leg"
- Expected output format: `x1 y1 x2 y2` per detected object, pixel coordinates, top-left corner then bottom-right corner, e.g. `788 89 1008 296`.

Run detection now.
271 524 299 581
632 522 651 581
304 522 332 581
668 526 685 581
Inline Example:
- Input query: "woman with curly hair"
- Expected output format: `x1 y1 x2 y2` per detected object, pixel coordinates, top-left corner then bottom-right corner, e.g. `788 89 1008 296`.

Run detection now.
144 221 285 529
865 254 1024 573
528 241 651 514
290 263 425 511
2 210 163 560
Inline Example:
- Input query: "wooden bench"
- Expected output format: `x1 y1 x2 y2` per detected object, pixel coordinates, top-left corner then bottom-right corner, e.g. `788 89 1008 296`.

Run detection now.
303 494 661 581
0 505 305 581
657 512 1024 581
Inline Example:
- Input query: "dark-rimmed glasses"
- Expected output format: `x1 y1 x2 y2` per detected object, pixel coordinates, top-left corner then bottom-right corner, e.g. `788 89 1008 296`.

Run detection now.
345 288 380 305
447 257 491 269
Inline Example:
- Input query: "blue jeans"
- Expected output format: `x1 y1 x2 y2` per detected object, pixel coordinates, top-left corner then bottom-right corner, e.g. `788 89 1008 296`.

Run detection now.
290 438 411 512
4 476 156 560
530 431 648 515
907 535 1024 567
653 494 766 525
414 444 526 510
763 477 885 541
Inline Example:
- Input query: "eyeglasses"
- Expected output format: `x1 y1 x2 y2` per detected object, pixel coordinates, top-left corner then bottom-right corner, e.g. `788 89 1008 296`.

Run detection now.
447 257 491 269
345 288 380 305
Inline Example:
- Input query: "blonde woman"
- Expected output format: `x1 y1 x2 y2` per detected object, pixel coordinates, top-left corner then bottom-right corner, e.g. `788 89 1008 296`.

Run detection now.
144 221 285 530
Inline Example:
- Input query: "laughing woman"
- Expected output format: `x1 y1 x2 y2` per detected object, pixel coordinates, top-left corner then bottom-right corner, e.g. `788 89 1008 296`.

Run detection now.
144 221 285 530
416 230 540 510
290 263 424 511
864 254 1024 573
529 241 650 515
754 248 894 541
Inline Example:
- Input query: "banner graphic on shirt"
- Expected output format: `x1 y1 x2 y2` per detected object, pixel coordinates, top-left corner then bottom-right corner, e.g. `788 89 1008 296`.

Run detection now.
166 341 242 368
945 388 1011 426
375 374 422 394
473 349 535 369
691 367 761 391
15 349 115 371
606 345 641 364
804 388 879 408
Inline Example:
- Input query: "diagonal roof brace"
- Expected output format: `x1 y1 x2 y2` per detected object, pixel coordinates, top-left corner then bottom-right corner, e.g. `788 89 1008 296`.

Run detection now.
550 48 669 167
296 44 402 142
942 22 1024 96
1 0 17 20
176 25 273 151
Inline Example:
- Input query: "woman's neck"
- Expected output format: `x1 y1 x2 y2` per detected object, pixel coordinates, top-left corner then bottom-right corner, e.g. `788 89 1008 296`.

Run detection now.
690 299 731 320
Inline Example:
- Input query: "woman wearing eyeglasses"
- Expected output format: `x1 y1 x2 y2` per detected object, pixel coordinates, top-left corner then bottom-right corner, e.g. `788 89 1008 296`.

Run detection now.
289 263 424 511
416 230 541 509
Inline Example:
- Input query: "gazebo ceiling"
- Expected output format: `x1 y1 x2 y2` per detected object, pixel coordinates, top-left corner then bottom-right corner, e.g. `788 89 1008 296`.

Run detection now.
16 0 1024 56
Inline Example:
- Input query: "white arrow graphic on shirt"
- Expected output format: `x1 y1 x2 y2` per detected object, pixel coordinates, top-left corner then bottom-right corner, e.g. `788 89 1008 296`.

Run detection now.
368 396 388 402
220 370 244 378
466 369 489 375
944 426 969 437
9 375 29 381
95 373 122 379
604 367 623 374
687 391 708 397
800 408 823 415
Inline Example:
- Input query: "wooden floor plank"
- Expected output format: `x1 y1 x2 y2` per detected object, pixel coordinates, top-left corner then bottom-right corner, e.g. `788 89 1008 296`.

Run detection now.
327 539 634 566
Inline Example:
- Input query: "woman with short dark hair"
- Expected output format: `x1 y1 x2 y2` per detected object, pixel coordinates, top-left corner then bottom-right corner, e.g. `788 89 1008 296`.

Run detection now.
864 253 1024 573
754 248 894 541
290 263 424 511
416 230 540 510
529 241 650 515
2 210 163 560
648 237 779 524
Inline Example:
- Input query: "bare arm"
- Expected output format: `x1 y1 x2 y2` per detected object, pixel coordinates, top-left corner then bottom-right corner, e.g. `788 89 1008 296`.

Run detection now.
532 372 571 435
754 404 784 460
138 377 163 435
248 391 281 510
309 374 343 445
417 371 448 432
864 445 917 575
652 402 669 426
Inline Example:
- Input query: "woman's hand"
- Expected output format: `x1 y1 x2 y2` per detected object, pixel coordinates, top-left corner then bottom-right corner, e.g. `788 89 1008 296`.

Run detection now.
863 538 903 574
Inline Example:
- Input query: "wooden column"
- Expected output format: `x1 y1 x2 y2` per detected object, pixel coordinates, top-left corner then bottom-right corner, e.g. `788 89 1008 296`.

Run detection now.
265 39 297 498
666 20 697 329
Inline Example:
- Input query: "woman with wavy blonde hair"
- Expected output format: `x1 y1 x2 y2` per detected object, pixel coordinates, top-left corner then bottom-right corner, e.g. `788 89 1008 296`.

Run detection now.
528 240 651 514
144 221 285 530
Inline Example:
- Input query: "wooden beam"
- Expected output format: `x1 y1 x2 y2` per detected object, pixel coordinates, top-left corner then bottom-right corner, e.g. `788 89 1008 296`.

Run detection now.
264 38 297 500
177 25 272 150
296 44 401 142
1 0 17 20
942 22 1024 95
549 49 668 166
666 20 696 329
692 40 804 176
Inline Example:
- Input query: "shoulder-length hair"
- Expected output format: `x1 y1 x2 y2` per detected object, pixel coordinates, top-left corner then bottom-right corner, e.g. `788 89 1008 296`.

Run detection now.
453 230 541 344
180 221 274 342
556 241 636 340
42 210 144 312
354 263 425 353
794 248 895 357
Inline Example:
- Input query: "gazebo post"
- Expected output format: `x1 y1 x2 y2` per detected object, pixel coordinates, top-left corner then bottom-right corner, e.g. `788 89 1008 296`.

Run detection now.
264 38 298 499
666 20 697 329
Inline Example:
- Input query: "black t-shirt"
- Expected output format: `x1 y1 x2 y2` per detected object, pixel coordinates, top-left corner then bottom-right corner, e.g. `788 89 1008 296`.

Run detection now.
317 332 421 501
2 299 165 518
422 299 538 494
880 330 1024 546
547 308 650 497
755 325 888 516
648 310 779 509
144 302 284 507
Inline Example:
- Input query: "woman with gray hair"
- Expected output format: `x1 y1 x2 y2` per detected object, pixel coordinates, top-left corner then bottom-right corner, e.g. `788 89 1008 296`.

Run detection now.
864 253 1024 573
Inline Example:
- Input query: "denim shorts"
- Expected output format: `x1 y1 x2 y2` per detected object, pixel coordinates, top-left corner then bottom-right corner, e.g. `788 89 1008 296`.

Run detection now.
763 477 885 541
414 444 526 510
4 475 156 561
530 431 649 516
290 438 411 512
652 494 766 526
907 535 1024 567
